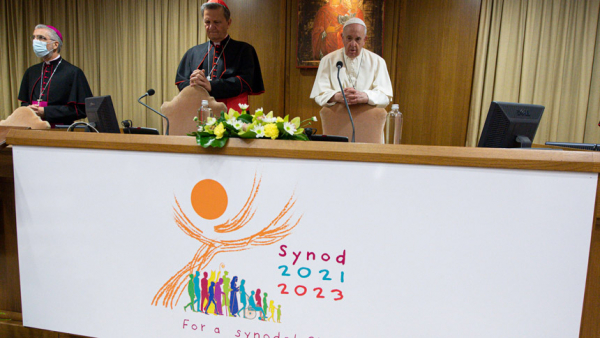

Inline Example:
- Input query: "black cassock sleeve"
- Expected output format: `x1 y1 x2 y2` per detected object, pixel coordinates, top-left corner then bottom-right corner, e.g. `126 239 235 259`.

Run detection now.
18 67 32 107
175 48 199 91
209 43 265 99
43 67 93 124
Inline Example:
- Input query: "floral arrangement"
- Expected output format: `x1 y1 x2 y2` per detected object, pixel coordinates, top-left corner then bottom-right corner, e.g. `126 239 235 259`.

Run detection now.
190 104 317 148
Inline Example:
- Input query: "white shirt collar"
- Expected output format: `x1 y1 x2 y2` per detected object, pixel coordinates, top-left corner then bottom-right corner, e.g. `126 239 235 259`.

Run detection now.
44 55 61 65
212 35 230 47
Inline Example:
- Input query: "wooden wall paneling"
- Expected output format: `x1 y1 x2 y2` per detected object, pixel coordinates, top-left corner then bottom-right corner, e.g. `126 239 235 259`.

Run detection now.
226 0 287 115
0 174 20 314
285 0 323 131
580 175 600 337
395 0 481 146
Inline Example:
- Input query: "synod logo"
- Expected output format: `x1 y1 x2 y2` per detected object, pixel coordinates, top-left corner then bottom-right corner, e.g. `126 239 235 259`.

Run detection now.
152 174 303 323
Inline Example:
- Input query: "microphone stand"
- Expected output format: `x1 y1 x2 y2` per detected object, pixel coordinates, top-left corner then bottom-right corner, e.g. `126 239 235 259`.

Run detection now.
336 62 355 142
138 93 170 135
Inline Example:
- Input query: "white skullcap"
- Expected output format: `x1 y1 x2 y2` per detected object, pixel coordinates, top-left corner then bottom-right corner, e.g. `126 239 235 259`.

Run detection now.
343 17 366 30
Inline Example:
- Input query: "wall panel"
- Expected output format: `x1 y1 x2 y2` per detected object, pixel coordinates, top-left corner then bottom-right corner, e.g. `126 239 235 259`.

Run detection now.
395 0 481 145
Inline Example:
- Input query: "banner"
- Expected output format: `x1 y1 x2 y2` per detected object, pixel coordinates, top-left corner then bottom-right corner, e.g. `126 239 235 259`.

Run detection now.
12 145 597 337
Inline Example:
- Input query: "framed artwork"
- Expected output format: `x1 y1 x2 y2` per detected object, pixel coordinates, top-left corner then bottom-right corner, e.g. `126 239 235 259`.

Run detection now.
296 0 386 68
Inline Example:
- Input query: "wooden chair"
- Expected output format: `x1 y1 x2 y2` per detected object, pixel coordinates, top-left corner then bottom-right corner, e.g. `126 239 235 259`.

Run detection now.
0 107 50 129
160 86 227 136
319 103 387 143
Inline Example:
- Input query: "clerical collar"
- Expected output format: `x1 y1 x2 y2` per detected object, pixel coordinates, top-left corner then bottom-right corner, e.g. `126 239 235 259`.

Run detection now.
44 55 62 65
211 35 230 47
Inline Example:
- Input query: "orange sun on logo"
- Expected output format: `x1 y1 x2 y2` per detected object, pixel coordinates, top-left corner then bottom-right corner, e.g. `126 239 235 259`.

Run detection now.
190 179 228 220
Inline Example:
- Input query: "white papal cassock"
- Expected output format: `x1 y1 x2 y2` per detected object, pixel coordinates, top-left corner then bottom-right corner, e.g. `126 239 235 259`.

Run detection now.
310 48 393 108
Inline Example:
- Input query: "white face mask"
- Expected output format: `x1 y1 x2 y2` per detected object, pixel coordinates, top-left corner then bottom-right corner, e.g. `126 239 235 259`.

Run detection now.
33 39 51 58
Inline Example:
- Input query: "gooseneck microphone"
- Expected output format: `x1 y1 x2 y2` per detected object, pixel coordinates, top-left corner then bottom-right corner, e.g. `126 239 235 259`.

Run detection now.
138 89 170 135
336 61 355 142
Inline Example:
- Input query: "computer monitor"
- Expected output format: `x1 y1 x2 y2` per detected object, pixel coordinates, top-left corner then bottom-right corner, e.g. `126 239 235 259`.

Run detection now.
477 101 545 148
85 95 121 133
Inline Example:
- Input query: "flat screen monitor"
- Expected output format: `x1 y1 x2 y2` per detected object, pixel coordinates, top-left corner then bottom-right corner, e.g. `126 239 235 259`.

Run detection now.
85 95 120 133
477 101 545 148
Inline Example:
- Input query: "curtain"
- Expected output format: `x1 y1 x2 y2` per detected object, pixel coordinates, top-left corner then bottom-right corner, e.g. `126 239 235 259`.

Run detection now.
0 0 207 131
466 0 600 146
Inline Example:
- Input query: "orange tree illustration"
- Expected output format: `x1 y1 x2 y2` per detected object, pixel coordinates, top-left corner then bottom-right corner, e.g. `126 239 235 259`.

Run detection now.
152 176 302 309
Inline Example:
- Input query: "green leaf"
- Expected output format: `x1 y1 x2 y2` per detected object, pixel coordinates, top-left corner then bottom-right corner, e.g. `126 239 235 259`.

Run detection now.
208 137 228 148
293 134 309 141
200 135 228 148
276 121 285 132
238 114 253 124
238 130 258 139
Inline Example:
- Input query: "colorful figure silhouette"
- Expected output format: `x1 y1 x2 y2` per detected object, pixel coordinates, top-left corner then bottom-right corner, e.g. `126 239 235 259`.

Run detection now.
222 271 231 315
229 276 239 317
194 271 202 312
268 300 276 322
184 273 196 312
206 270 221 314
248 290 266 320
215 278 224 315
205 281 217 314
277 305 281 323
200 272 209 312
237 279 248 317
255 288 262 308
262 292 269 319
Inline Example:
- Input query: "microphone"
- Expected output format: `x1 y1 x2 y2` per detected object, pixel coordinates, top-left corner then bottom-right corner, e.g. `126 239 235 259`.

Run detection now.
137 88 169 135
336 61 355 142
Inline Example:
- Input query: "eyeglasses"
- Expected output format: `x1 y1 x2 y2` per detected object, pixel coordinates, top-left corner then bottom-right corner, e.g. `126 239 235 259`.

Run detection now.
31 35 53 42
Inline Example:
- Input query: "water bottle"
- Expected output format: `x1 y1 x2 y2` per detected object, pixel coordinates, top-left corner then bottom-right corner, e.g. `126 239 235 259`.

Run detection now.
198 100 212 122
385 104 403 144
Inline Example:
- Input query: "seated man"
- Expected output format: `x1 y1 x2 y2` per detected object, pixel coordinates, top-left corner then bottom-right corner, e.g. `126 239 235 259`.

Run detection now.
310 18 393 108
175 0 264 111
18 24 93 127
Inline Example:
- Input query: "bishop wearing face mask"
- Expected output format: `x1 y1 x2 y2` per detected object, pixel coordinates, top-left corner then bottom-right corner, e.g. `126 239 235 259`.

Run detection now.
18 24 93 126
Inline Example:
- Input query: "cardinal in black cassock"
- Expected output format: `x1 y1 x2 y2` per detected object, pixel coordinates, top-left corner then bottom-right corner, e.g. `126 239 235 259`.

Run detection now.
175 0 264 111
18 24 93 127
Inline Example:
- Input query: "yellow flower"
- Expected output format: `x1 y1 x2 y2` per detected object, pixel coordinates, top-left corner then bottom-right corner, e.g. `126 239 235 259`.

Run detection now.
276 117 284 123
264 123 279 140
214 122 226 139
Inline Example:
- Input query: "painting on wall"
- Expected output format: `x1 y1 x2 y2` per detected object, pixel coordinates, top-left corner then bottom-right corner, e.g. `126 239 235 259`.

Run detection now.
296 0 386 68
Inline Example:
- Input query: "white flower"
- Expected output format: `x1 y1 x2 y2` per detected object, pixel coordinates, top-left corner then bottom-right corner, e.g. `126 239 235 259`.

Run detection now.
262 117 277 123
205 117 217 126
252 125 265 138
238 103 249 110
312 116 318 122
226 117 237 126
233 120 244 130
197 125 204 132
255 107 264 114
283 122 297 135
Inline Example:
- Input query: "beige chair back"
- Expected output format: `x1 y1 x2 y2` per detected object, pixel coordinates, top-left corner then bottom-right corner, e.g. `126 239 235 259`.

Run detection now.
0 107 50 129
160 86 227 136
319 103 387 144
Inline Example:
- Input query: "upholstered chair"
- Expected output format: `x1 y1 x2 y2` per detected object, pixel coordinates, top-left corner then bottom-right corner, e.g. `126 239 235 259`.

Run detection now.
0 107 50 129
319 103 387 144
160 86 227 136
